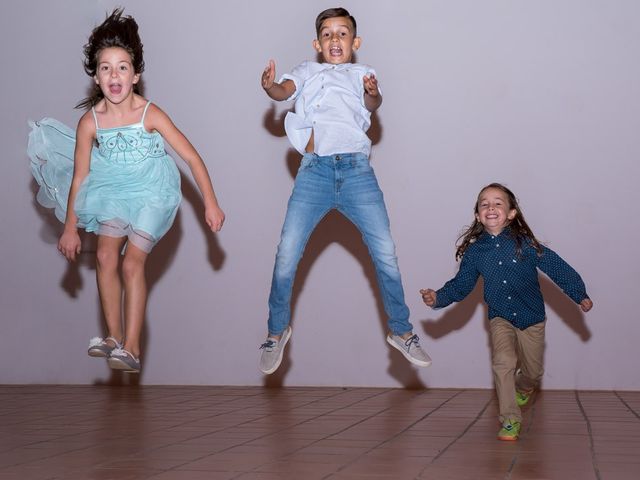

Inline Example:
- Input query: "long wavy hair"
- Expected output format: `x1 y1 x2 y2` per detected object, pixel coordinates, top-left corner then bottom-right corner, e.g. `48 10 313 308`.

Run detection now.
76 8 144 109
455 183 543 260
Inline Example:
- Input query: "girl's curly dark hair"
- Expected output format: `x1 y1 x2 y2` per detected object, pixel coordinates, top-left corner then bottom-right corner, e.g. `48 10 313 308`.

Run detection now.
455 183 543 260
76 8 144 109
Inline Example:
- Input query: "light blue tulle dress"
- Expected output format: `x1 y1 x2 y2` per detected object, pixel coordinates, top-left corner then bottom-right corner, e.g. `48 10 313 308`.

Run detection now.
28 101 181 251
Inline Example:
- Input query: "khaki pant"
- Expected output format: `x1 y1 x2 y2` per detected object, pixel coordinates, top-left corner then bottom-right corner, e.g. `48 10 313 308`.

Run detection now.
490 317 545 423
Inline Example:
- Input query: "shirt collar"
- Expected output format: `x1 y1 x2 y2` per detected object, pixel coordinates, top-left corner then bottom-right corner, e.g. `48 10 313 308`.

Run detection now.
480 226 513 241
321 63 353 70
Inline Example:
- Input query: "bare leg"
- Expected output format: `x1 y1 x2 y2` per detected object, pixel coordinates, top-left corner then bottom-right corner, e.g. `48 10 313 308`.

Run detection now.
121 243 149 358
96 235 127 344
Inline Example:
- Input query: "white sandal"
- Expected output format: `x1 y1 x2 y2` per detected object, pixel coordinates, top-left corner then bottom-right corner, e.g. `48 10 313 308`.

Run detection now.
87 336 122 358
107 348 141 373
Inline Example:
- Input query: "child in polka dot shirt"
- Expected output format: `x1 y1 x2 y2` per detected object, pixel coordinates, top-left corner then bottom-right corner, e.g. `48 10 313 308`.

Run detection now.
421 183 592 441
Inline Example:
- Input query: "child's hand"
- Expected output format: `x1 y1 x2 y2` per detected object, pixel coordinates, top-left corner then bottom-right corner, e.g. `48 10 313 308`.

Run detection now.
58 229 81 262
420 288 437 307
363 74 380 97
261 60 276 91
205 205 225 233
580 298 593 312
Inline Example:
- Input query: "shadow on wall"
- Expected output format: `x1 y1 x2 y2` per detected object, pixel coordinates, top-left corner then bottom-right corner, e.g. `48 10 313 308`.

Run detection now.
420 281 486 341
539 276 591 341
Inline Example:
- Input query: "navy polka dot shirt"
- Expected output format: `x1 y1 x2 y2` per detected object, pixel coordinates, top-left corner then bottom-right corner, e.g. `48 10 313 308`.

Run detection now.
434 229 589 329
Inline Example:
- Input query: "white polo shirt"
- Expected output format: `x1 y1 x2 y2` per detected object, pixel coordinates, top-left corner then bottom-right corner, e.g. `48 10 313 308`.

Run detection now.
280 61 377 156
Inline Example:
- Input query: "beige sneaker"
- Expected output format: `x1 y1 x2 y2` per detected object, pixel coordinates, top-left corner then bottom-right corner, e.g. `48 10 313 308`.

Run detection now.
386 333 432 367
259 326 292 374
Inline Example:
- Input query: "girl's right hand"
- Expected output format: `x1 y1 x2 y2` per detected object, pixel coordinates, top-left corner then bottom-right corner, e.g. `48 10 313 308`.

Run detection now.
261 60 276 91
58 228 82 261
420 289 437 307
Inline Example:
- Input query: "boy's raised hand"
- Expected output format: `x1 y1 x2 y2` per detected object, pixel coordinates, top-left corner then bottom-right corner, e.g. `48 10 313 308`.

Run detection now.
420 289 437 307
363 74 380 97
262 59 276 91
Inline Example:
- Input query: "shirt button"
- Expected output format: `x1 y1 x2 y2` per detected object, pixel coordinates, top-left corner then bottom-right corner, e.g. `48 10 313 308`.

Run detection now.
498 261 502 265
508 296 512 300
513 313 517 316
503 280 507 284
496 244 500 247
512 259 517 263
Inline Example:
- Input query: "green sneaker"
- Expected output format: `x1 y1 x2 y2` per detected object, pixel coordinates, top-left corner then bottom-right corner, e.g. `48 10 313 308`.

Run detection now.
516 390 532 407
497 420 521 441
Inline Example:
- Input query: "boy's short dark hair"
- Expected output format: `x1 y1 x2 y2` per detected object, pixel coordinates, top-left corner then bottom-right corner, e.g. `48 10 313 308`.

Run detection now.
315 7 357 37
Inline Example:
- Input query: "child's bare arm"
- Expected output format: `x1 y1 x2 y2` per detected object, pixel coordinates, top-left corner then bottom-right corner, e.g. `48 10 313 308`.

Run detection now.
147 104 225 232
420 289 437 307
262 60 296 101
59 113 94 261
363 74 382 112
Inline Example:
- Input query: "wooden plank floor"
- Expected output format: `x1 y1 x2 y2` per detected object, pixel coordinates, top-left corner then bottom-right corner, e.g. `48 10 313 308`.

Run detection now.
1 386 638 479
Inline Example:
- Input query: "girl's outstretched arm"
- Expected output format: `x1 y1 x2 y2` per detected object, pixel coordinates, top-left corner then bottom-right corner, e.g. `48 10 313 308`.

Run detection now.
59 113 95 261
146 104 225 232
261 59 296 101
536 245 589 307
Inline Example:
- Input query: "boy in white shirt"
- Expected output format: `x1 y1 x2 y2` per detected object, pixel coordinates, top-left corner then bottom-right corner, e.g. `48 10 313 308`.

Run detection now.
259 7 431 374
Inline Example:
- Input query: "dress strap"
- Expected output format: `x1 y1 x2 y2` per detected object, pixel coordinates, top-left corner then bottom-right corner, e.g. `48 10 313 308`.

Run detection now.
141 101 152 124
91 107 99 129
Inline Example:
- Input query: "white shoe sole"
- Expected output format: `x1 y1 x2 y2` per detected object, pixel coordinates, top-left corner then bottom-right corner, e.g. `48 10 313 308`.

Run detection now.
386 335 432 367
107 356 140 373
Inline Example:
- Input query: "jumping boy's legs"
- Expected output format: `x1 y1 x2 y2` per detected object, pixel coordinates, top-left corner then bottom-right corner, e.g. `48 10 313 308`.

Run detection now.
261 153 431 373
337 153 430 367
266 200 330 336
261 154 333 374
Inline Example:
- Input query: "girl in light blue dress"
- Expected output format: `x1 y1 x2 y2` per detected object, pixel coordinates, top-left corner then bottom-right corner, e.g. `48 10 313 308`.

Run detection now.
28 9 225 373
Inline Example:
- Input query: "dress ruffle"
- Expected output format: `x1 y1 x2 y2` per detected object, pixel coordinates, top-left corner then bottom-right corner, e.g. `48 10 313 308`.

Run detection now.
27 117 182 242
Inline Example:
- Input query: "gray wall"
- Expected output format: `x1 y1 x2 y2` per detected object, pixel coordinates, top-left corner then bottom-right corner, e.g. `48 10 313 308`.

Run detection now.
2 0 638 388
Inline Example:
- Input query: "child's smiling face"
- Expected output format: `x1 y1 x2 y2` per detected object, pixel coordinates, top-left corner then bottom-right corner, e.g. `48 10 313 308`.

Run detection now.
313 16 360 64
475 187 517 236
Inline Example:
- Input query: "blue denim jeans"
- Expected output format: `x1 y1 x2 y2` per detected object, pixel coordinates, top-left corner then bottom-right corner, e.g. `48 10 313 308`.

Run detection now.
267 152 413 336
